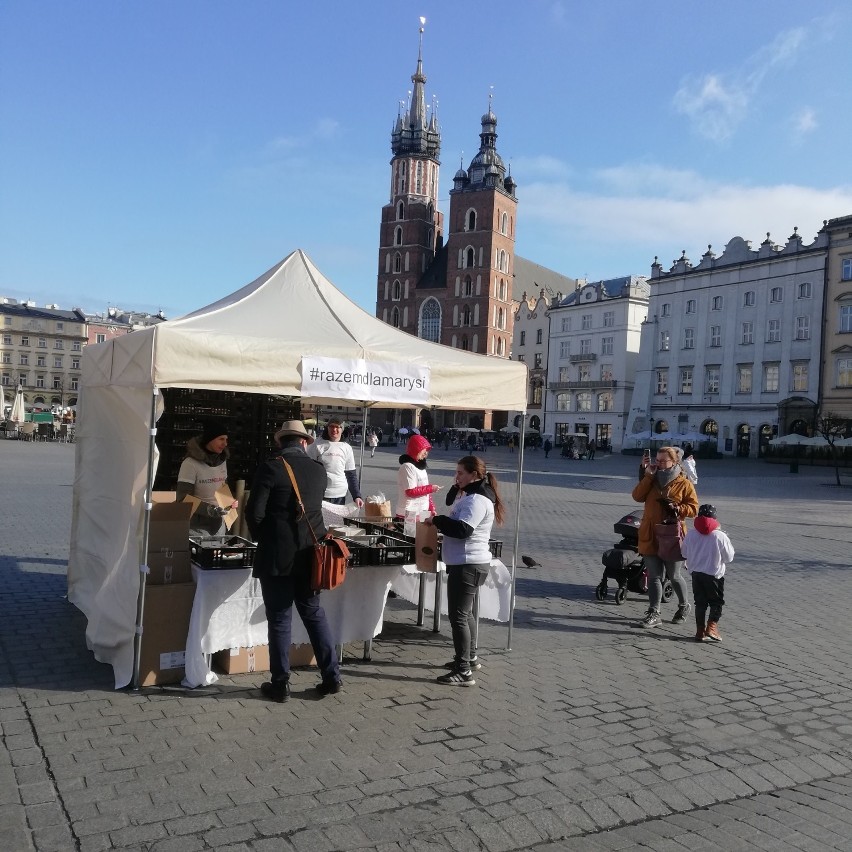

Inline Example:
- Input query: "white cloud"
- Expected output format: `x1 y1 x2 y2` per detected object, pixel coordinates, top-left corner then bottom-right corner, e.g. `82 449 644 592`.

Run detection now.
521 163 852 270
674 26 806 142
510 154 573 181
793 107 818 137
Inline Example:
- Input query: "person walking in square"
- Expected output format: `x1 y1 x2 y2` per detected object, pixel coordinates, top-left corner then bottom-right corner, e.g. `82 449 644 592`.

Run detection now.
681 504 734 642
632 446 698 628
587 438 596 460
367 430 378 458
246 420 342 702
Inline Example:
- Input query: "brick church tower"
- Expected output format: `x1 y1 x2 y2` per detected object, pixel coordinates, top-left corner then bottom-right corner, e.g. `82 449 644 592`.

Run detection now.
375 25 517 430
375 22 443 336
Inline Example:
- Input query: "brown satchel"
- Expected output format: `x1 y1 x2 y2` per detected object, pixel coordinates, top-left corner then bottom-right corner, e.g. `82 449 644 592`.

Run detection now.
281 460 349 591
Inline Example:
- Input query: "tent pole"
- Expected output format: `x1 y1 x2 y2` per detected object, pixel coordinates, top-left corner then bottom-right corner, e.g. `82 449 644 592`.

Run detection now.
131 386 160 691
506 412 527 651
356 403 369 487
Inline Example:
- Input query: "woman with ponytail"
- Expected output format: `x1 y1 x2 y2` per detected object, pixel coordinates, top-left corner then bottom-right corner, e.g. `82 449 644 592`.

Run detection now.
424 455 504 686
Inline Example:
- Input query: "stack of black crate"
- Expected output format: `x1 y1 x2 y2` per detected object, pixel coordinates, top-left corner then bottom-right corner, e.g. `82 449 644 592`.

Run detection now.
153 388 300 490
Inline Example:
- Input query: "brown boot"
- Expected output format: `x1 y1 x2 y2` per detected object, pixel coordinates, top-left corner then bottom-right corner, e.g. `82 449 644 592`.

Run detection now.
695 617 706 642
705 621 722 642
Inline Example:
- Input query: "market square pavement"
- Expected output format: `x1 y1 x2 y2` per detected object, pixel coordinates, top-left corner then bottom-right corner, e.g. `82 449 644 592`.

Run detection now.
1 438 851 851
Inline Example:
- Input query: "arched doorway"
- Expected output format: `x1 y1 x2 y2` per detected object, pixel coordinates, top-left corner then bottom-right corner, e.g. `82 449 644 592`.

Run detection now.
736 424 751 457
788 418 809 436
700 419 718 438
758 424 772 457
529 415 541 431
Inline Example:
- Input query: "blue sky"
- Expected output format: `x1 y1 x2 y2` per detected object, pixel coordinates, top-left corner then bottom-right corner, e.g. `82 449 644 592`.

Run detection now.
2 1 851 319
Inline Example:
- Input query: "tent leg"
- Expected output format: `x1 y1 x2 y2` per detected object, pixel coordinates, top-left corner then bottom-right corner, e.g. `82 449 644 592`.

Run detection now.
506 412 527 651
131 387 160 691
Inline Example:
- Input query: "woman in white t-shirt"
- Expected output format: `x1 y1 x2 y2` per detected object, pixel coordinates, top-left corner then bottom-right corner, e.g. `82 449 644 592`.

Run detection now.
681 445 698 485
308 417 364 507
424 456 504 687
176 419 237 538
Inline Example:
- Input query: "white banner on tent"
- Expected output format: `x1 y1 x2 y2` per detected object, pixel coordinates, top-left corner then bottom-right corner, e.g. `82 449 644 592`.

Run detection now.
301 356 431 405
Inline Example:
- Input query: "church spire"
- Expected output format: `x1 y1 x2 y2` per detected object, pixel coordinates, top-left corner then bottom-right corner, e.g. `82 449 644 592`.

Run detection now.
391 18 440 158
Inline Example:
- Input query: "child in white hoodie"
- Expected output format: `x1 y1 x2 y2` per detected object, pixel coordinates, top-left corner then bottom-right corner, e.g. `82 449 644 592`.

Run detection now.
681 504 735 642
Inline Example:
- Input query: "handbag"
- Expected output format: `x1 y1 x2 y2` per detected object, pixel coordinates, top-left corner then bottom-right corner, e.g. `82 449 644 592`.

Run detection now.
655 519 685 562
281 460 349 591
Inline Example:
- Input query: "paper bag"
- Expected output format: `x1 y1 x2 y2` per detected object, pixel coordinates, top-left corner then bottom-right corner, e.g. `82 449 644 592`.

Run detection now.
415 521 439 573
214 484 239 530
365 500 392 519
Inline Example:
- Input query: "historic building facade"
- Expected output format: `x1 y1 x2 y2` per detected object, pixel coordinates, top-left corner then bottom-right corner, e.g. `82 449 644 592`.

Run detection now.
546 276 649 450
626 229 828 457
375 28 518 431
1 299 164 412
820 215 852 429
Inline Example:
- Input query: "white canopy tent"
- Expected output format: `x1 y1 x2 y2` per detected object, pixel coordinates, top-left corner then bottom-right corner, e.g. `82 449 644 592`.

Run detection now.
68 250 529 688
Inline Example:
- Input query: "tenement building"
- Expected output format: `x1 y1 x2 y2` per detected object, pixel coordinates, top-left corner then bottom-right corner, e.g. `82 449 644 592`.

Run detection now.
820 215 852 429
546 276 649 451
627 229 828 457
508 259 577 435
1 299 164 413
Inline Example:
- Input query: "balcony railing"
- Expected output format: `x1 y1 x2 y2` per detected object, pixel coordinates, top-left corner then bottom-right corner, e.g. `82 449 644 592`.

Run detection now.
549 379 618 391
569 353 597 362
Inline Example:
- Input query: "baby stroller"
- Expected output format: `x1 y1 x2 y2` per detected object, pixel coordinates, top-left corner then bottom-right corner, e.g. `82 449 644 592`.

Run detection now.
595 510 673 605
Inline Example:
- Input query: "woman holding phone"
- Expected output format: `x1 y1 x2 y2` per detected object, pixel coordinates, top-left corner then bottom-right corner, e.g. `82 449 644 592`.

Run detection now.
632 446 698 629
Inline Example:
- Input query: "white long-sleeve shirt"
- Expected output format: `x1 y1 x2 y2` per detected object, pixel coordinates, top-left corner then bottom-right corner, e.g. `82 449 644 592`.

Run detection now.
682 519 734 578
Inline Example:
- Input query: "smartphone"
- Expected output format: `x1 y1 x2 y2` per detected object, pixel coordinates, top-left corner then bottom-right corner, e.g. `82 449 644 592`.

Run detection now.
642 449 651 464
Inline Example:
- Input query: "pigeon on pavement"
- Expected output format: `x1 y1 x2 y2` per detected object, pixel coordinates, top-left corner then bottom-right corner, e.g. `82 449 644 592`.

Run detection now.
521 555 541 569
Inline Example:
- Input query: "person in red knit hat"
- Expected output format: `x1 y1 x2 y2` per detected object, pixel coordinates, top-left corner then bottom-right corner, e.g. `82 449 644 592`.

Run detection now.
395 434 441 519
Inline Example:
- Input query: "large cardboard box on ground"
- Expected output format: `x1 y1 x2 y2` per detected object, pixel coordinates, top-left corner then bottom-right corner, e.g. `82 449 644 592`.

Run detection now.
149 491 193 554
146 550 193 585
139 582 196 686
213 644 315 674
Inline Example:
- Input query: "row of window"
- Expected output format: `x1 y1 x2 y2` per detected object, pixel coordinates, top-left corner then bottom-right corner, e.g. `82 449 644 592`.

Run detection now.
1 374 78 390
557 311 615 333
1 353 80 368
1 334 83 350
660 283 813 317
554 338 613 358
518 329 543 346
654 363 811 395
555 365 614 383
554 391 615 412
660 316 817 350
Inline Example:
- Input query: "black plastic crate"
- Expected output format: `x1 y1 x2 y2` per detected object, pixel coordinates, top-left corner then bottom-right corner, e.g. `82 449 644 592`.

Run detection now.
342 534 415 566
190 535 256 569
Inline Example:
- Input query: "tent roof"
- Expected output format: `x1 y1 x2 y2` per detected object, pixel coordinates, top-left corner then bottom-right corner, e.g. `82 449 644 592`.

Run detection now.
85 250 527 411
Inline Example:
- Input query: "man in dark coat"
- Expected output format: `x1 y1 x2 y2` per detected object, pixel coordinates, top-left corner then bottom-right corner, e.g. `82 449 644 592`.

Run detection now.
246 420 342 702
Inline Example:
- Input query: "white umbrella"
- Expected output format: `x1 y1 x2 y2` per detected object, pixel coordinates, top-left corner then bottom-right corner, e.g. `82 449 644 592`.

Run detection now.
798 435 830 447
677 431 713 443
9 386 26 424
832 436 852 447
654 431 676 442
629 431 652 441
768 433 810 447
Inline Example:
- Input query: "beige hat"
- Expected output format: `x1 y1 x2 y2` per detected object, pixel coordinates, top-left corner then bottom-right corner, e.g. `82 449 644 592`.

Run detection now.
274 420 314 445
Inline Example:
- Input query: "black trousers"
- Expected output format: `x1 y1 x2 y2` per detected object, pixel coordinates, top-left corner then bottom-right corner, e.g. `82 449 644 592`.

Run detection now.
446 563 489 667
259 570 340 686
691 573 725 624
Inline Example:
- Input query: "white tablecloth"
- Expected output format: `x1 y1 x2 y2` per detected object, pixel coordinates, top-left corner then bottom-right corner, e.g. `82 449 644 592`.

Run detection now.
390 560 512 621
183 562 400 687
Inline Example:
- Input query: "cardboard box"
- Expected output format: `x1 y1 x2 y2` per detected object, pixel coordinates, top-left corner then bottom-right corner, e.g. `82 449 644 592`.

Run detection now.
139 582 197 686
146 549 193 585
213 644 316 674
149 492 193 553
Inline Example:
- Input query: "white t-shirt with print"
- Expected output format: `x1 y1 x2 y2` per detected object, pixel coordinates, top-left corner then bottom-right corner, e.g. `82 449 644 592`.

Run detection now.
309 439 355 499
177 456 227 506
